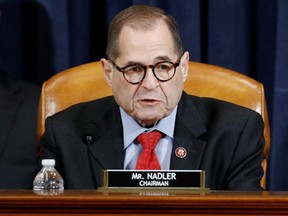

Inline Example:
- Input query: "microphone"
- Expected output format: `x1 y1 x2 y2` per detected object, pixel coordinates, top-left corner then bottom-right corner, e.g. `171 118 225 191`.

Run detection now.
81 122 98 145
80 122 106 188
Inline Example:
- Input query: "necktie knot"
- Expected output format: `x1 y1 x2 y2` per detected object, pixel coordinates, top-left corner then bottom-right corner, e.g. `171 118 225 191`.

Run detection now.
137 130 163 150
135 130 163 170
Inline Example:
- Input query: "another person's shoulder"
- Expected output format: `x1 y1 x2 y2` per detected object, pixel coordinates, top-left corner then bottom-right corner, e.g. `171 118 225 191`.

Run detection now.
0 70 40 97
15 79 40 94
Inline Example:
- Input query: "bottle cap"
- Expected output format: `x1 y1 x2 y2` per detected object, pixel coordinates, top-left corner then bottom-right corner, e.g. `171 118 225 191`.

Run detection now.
42 159 55 166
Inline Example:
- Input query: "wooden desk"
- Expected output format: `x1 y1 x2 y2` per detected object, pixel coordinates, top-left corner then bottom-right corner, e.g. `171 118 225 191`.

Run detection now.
0 190 288 215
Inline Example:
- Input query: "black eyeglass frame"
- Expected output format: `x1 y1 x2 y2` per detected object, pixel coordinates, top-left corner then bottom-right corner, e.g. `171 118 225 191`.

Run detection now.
110 56 182 84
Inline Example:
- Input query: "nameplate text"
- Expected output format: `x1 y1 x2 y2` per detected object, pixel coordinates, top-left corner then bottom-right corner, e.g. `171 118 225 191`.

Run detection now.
102 170 206 189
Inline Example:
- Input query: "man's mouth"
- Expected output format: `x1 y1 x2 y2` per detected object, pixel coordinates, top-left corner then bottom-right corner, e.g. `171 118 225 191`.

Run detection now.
139 99 159 105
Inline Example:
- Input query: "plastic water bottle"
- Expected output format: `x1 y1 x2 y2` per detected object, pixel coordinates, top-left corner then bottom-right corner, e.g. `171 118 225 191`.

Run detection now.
33 159 64 195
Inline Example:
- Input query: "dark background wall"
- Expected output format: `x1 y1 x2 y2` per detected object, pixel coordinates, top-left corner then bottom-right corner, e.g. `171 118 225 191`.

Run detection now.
0 0 287 190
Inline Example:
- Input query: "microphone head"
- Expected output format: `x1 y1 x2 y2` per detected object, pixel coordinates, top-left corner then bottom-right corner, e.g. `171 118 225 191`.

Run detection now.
83 134 95 145
81 122 99 145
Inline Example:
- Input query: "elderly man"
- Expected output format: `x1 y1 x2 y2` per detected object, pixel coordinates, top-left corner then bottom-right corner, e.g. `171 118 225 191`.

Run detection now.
39 5 264 190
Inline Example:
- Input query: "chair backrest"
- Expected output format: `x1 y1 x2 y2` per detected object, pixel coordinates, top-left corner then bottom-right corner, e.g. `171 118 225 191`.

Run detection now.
37 61 270 189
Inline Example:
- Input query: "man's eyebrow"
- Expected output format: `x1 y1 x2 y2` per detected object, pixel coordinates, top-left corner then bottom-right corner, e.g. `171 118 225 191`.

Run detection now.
155 55 171 61
124 61 142 66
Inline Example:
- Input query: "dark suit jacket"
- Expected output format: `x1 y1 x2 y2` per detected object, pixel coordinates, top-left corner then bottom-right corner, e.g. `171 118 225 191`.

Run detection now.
40 92 265 190
0 71 40 189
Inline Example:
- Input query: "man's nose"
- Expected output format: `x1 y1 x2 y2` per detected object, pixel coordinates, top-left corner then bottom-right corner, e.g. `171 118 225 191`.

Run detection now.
140 68 159 89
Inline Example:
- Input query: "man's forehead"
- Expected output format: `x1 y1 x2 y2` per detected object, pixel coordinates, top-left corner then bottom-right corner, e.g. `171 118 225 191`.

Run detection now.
118 24 174 49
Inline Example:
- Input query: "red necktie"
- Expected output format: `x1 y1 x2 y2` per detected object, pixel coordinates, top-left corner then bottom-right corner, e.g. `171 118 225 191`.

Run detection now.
135 130 163 170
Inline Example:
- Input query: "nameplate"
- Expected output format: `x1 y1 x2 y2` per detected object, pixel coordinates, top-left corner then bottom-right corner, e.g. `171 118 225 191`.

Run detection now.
102 170 206 189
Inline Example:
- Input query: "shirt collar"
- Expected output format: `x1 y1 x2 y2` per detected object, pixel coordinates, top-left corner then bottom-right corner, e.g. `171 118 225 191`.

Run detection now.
120 106 177 150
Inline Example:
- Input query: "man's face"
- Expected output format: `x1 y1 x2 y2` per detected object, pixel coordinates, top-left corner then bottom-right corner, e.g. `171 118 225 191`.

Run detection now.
102 21 189 127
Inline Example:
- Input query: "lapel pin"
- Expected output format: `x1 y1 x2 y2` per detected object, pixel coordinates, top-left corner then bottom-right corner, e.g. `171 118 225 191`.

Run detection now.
175 147 187 158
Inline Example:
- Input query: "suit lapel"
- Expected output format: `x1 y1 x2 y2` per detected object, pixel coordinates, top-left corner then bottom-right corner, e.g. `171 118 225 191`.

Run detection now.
76 98 124 169
89 123 124 170
73 98 124 187
170 93 207 170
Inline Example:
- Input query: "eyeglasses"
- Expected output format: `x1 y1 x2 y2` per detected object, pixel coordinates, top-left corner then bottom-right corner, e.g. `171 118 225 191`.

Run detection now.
110 57 181 84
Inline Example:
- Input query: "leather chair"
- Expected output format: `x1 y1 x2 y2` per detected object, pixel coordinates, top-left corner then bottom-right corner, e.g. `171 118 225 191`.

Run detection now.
37 61 270 189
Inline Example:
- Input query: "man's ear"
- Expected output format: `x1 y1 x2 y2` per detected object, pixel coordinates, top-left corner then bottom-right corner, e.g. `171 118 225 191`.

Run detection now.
181 51 189 82
101 58 113 87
